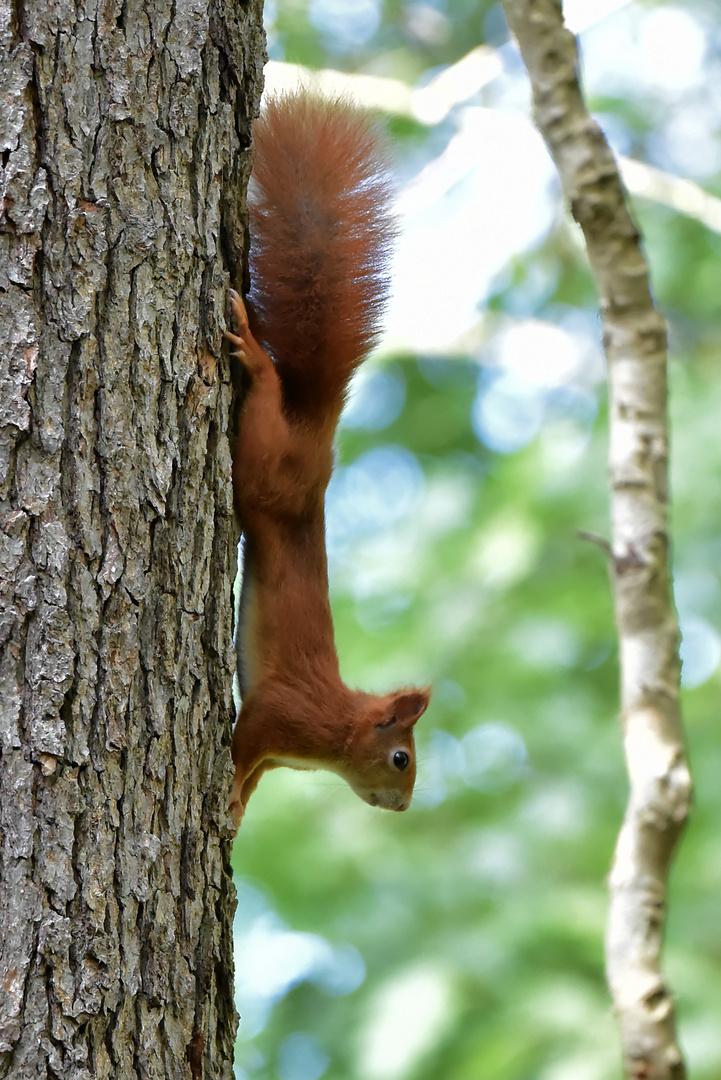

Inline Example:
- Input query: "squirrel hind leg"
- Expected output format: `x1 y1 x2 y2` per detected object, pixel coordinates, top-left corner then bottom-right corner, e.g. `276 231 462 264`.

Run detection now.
224 289 273 381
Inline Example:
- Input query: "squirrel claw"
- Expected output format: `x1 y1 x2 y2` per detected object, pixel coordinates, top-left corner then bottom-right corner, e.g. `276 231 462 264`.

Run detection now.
228 289 249 333
224 329 245 347
223 334 247 364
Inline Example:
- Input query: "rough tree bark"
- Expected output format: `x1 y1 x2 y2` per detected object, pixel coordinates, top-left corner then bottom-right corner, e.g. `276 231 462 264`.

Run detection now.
501 2 692 1078
0 0 264 1076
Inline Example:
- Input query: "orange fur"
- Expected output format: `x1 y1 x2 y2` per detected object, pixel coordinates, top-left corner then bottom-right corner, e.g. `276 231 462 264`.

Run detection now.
226 91 429 830
247 91 395 423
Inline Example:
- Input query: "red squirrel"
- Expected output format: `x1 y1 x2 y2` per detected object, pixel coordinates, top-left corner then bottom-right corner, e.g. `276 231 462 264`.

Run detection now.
225 90 430 829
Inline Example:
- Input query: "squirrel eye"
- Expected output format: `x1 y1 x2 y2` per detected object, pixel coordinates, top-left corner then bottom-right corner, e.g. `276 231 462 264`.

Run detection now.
393 750 409 771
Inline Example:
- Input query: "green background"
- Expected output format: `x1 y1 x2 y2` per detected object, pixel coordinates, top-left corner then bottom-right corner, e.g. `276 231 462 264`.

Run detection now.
232 2 721 1077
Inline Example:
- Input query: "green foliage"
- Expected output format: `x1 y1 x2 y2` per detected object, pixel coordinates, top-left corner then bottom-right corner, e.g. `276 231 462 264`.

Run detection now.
233 3 721 1078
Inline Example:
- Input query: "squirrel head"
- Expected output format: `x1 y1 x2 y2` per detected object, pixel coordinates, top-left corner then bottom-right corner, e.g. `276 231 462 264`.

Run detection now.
343 688 430 812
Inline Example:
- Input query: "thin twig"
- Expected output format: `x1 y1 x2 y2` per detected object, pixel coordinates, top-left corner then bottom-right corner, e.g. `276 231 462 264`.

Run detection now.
577 529 612 557
501 2 692 1077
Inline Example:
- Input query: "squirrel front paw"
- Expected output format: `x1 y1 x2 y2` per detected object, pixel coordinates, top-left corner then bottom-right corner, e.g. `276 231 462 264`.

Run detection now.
228 773 246 834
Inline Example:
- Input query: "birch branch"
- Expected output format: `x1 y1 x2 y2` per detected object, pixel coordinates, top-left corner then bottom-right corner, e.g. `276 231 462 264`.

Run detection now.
500 2 692 1077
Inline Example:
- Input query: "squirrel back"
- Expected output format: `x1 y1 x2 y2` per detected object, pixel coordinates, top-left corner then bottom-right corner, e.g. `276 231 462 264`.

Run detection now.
247 90 395 424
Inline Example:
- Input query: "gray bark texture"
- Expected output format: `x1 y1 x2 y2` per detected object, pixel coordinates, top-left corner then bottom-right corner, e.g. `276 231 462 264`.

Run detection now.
0 0 264 1076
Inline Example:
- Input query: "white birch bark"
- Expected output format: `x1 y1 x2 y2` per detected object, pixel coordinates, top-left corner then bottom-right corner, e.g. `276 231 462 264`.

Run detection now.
500 2 691 1077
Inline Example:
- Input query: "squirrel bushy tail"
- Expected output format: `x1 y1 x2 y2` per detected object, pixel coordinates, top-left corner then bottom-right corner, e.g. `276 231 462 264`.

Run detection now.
247 90 396 424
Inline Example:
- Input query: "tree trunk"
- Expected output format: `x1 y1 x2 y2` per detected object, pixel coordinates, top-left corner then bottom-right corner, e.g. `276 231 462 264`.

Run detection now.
501 3 691 1077
0 0 264 1076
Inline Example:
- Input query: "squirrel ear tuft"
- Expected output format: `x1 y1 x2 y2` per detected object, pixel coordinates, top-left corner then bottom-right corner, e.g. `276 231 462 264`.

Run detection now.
390 688 431 728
